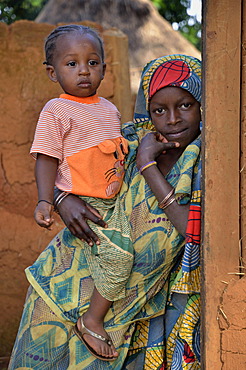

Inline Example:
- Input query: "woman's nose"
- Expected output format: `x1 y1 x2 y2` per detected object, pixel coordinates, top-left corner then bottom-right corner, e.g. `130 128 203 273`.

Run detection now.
168 109 179 125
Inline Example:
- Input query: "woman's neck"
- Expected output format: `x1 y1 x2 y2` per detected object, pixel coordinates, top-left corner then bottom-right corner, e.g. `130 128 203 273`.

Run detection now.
157 147 184 176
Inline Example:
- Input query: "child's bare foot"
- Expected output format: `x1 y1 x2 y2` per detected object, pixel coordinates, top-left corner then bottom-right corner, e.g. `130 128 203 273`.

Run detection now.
74 313 118 361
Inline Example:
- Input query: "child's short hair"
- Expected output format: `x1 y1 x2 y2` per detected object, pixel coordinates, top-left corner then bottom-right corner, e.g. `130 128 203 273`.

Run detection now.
44 24 105 65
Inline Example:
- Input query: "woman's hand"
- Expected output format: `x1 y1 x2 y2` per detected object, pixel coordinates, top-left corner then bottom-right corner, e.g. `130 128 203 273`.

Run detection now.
136 132 178 170
57 194 107 246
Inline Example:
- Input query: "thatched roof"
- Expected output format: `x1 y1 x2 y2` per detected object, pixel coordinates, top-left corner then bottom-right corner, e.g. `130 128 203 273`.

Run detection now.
36 0 200 92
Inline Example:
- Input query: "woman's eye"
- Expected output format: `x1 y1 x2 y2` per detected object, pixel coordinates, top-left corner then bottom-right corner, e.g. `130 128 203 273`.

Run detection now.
67 61 76 67
154 108 165 115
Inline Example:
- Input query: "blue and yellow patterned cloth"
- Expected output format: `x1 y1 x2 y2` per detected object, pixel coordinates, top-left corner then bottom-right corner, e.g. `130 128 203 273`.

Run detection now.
9 54 202 369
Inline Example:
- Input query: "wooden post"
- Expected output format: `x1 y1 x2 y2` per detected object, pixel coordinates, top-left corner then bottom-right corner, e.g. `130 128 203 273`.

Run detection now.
202 0 242 368
240 0 246 266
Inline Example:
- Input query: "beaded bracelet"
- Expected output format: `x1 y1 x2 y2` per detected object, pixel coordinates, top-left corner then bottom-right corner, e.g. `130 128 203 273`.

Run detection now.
37 199 53 206
139 161 157 175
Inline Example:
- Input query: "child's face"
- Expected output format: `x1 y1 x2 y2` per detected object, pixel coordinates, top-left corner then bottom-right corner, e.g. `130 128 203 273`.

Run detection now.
46 32 106 97
149 86 201 150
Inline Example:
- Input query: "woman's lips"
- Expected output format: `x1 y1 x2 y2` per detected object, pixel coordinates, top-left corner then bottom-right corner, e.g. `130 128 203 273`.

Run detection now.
166 128 187 139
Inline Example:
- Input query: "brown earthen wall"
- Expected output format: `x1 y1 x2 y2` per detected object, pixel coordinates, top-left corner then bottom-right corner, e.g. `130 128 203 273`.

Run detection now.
0 20 131 358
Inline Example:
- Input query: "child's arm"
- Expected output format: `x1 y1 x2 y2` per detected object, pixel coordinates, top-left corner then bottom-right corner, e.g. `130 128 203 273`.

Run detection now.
34 153 58 229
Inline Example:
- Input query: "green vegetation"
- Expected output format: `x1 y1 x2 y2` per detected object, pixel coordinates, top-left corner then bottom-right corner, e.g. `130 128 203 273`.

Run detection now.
150 0 201 50
0 0 48 24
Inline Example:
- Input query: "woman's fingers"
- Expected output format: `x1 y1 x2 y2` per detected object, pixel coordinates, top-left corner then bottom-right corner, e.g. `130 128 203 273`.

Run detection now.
137 132 180 168
69 222 96 246
164 141 180 149
144 132 179 151
68 216 101 246
56 194 107 245
86 204 108 228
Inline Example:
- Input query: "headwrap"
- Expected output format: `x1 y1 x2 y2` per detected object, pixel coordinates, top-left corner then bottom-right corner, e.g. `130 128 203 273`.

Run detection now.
134 54 202 130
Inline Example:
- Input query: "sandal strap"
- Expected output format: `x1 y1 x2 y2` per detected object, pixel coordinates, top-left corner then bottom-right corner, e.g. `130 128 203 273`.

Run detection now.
80 317 112 346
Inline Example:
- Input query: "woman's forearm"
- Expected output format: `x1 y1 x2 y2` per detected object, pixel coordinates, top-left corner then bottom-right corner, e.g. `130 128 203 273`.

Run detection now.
141 164 189 237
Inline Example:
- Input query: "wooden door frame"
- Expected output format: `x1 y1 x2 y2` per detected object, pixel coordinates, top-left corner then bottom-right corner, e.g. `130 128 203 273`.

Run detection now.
201 0 244 368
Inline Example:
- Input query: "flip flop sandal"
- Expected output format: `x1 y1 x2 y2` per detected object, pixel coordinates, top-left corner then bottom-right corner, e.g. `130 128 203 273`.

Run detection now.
73 316 116 362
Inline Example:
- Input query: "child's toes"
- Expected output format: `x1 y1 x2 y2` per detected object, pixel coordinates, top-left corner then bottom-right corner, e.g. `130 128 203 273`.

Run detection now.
104 343 112 358
108 344 118 358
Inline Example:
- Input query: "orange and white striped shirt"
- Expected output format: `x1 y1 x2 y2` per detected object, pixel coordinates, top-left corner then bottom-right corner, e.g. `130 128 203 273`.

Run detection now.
30 94 128 198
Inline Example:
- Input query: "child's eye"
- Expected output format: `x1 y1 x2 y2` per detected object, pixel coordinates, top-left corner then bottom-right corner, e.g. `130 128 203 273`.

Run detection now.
67 61 76 67
181 102 191 109
88 60 99 66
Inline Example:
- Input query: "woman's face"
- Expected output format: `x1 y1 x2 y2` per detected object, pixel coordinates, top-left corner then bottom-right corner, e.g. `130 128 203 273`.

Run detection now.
149 86 201 150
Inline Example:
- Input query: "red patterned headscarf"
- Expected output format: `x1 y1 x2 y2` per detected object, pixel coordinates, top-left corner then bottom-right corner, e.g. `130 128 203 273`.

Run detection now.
134 54 202 129
149 59 192 100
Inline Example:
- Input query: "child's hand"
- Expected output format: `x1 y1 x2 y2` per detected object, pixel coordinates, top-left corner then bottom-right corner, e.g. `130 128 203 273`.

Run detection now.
34 202 54 229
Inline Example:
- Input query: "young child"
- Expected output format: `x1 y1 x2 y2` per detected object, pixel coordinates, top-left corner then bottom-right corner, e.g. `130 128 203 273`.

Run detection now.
30 24 133 361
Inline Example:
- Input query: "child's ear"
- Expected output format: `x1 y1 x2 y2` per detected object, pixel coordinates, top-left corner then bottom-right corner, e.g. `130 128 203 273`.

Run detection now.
46 65 57 83
101 63 106 80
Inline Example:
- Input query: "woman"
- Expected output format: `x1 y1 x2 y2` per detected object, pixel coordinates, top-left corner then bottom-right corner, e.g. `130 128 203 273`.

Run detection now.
9 54 201 369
